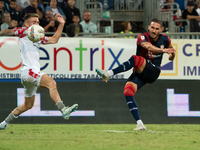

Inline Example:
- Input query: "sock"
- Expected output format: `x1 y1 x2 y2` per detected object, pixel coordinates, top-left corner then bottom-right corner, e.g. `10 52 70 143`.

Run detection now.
112 56 135 75
125 96 141 121
136 120 144 125
5 113 18 124
107 70 114 76
56 101 66 113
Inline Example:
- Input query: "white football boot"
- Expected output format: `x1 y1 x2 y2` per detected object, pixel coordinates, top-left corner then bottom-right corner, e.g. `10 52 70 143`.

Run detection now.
133 124 146 130
62 104 78 120
95 68 110 82
0 122 7 130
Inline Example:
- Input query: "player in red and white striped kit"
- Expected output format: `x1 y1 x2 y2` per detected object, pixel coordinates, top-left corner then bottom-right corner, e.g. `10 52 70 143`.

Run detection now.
0 13 78 130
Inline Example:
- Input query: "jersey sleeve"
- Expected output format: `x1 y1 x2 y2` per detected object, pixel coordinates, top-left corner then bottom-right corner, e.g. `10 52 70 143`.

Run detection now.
41 36 49 44
13 27 28 38
137 33 148 46
166 36 171 48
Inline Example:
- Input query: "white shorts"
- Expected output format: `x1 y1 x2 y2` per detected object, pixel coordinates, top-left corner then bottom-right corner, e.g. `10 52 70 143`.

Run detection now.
21 68 45 97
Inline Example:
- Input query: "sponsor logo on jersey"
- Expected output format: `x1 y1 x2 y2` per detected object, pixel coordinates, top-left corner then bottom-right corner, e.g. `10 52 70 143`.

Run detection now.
160 45 164 49
141 35 145 40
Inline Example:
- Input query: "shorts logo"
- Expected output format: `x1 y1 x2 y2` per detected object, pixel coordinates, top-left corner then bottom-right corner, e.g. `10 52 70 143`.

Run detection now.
29 69 40 79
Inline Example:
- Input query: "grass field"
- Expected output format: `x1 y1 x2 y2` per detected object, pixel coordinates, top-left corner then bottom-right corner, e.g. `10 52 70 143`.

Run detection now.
0 124 200 150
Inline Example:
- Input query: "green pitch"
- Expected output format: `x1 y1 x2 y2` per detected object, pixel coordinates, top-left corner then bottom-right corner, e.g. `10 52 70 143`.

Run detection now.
0 124 200 150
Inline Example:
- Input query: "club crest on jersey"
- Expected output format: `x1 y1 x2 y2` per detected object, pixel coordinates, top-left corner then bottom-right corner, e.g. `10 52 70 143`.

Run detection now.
141 35 145 40
160 45 164 49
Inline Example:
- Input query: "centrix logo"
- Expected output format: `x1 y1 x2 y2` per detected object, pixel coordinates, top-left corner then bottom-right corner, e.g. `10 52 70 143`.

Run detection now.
0 38 134 80
0 38 125 72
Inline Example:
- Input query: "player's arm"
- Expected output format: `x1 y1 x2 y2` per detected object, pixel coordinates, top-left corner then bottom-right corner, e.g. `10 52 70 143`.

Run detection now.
141 42 176 54
47 14 65 44
0 29 15 36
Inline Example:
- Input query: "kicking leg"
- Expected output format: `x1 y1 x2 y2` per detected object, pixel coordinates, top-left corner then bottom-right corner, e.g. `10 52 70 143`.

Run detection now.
39 74 78 120
96 55 145 82
124 81 146 130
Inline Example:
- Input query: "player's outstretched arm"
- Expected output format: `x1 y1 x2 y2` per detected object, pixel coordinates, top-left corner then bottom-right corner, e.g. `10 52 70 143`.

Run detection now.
0 29 15 36
141 42 176 54
47 14 65 44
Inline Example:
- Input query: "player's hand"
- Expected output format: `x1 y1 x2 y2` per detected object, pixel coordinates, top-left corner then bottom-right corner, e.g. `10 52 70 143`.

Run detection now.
169 52 175 61
163 48 176 54
55 14 65 25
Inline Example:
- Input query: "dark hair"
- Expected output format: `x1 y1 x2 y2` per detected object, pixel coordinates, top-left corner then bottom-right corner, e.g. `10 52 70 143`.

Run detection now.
10 0 16 2
23 13 39 22
150 18 163 27
187 1 194 6
11 19 18 22
48 0 58 3
0 0 4 2
73 14 79 18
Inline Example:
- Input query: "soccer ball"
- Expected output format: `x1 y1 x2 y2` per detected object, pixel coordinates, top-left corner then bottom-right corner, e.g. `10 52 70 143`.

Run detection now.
27 25 45 42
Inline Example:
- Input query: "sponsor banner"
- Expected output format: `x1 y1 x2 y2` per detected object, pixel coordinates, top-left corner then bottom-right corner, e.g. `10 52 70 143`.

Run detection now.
0 37 135 80
0 37 199 80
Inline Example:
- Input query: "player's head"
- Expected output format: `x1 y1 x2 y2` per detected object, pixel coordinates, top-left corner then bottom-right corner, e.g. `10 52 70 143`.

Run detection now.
23 13 39 27
148 18 162 40
83 11 91 23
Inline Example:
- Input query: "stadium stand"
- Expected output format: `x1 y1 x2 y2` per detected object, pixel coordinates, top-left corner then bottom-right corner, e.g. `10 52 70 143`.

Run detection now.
75 0 191 34
4 0 200 38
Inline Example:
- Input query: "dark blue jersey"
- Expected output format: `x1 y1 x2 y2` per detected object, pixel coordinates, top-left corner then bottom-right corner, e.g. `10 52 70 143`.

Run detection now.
136 32 171 68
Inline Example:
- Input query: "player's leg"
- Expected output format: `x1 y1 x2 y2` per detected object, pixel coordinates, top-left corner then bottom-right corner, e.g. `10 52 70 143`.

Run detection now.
96 55 145 82
0 91 36 129
124 73 146 130
39 74 78 120
137 60 161 83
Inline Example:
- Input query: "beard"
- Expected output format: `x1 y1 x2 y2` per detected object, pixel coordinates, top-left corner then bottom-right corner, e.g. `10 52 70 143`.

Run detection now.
85 19 90 23
150 32 158 39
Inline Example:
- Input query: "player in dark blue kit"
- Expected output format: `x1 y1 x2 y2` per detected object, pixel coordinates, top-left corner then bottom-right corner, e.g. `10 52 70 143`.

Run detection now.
95 19 176 130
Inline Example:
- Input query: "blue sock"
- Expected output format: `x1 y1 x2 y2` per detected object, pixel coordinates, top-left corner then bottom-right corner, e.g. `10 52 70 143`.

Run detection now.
113 56 135 75
125 96 141 121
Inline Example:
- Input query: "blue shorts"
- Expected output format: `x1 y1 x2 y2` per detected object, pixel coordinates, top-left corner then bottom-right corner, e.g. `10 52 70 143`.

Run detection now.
127 60 160 91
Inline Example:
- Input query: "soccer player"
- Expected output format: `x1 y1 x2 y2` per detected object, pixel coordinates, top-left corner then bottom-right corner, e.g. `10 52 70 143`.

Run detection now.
95 18 176 130
0 13 78 130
